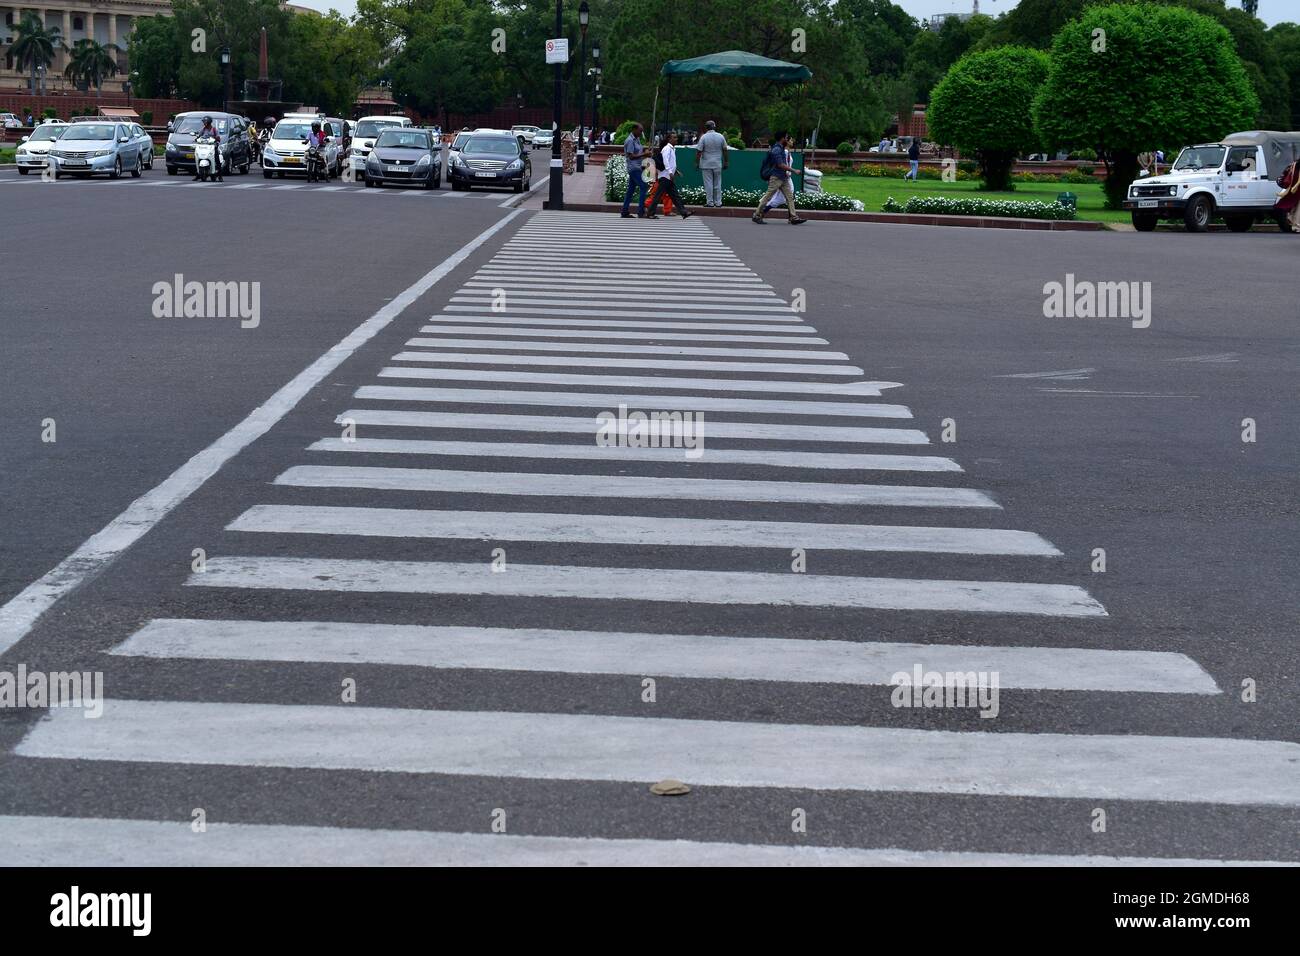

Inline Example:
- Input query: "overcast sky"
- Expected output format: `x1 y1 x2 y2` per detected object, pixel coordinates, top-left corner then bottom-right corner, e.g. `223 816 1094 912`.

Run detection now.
293 0 1295 30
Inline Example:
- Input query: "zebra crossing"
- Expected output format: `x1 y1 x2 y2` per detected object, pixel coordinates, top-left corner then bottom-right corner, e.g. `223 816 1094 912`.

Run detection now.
9 211 1298 866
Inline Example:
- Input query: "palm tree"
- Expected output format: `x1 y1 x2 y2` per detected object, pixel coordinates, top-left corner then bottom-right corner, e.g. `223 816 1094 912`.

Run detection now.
11 13 62 95
65 40 121 98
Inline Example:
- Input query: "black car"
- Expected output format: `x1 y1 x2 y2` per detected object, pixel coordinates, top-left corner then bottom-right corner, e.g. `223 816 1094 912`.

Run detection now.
165 111 254 176
364 127 442 189
448 133 532 192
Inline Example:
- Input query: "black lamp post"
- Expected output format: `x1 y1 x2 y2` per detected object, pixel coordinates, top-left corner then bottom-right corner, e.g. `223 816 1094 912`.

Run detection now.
577 1 589 172
591 42 600 144
516 91 522 125
220 47 231 115
547 0 563 209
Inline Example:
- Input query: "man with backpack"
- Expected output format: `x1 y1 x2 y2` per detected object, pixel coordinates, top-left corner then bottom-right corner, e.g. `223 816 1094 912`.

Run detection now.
645 131 692 219
753 132 806 225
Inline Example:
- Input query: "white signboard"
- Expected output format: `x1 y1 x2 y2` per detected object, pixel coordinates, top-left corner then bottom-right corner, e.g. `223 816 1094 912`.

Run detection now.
545 38 569 64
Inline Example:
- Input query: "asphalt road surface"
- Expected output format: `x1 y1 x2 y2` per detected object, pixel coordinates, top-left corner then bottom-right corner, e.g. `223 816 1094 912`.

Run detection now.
0 165 1296 865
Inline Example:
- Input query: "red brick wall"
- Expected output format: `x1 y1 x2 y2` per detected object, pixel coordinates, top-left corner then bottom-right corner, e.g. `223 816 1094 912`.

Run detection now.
0 93 200 123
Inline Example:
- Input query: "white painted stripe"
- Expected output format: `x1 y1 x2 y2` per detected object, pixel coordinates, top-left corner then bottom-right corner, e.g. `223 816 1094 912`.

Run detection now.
477 268 765 283
378 366 903 397
0 210 526 657
1 816 1277 867
404 338 848 360
462 284 778 299
34 700 1299 807
276 465 978 506
439 310 804 325
335 409 929 444
444 306 797 321
417 326 823 344
229 505 1052 555
353 385 911 419
190 557 1102 617
389 352 863 376
495 249 734 259
423 317 812 332
451 297 790 312
114 618 1214 693
310 438 958 471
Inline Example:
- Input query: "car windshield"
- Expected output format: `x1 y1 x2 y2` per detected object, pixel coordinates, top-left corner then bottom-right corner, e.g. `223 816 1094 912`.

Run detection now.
464 137 518 157
375 130 429 149
64 124 117 141
274 123 314 141
1173 146 1225 171
356 120 402 138
30 126 65 141
175 117 229 134
452 134 471 149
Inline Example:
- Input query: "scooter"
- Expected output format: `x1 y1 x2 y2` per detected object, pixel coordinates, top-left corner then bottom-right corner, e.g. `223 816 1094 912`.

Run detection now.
305 141 329 183
194 135 222 183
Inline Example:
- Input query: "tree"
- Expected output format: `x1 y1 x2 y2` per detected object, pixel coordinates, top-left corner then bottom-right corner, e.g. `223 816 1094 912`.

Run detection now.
126 14 181 98
904 13 994 101
927 46 1049 190
11 13 62 95
978 0 1088 50
65 40 121 97
1034 4 1258 209
1269 22 1300 128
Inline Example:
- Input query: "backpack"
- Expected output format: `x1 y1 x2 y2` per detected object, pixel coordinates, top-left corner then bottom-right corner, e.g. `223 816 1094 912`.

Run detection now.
653 145 666 172
759 147 779 180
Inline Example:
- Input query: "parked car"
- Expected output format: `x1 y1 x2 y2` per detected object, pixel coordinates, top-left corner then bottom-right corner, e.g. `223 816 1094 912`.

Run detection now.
348 115 411 175
1123 130 1300 232
261 118 339 178
13 122 67 173
47 121 144 178
511 124 539 144
324 116 349 176
448 131 532 192
2 112 23 129
532 128 554 149
165 112 253 176
364 127 442 189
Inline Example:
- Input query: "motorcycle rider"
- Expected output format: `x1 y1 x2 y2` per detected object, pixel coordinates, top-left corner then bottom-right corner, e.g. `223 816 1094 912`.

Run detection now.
194 114 224 182
305 120 330 179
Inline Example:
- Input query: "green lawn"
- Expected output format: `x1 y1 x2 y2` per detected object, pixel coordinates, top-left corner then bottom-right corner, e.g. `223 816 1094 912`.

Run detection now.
820 173 1130 224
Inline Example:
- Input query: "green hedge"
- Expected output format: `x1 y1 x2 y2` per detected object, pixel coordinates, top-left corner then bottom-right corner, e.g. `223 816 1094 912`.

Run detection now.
882 195 1078 220
603 156 864 212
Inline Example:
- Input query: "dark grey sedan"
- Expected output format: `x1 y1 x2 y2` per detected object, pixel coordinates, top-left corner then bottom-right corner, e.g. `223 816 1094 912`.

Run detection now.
363 128 442 189
448 133 532 192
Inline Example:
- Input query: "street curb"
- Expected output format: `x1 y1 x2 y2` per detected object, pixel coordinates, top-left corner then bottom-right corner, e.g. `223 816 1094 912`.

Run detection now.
554 200 1106 231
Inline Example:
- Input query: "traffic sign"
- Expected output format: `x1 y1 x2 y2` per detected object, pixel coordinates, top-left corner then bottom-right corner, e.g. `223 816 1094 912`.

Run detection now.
545 38 569 64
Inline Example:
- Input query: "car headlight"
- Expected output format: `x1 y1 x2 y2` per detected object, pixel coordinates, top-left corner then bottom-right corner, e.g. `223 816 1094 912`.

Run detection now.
366 154 382 168
15 147 27 155
415 154 431 166
1168 186 1178 196
1129 186 1138 197
450 152 466 166
506 159 523 171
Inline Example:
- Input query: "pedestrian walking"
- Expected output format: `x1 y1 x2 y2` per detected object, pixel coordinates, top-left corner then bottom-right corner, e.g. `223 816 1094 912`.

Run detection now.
1276 154 1300 232
904 138 920 181
646 131 692 219
620 122 649 219
696 120 729 207
752 131 806 225
760 141 795 217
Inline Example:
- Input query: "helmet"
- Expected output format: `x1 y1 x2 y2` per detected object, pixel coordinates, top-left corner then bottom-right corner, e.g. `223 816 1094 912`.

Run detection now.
203 115 212 125
264 116 276 126
311 121 321 131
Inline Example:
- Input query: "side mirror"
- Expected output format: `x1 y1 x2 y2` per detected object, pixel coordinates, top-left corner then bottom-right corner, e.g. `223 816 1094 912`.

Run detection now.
19 135 28 143
119 136 130 143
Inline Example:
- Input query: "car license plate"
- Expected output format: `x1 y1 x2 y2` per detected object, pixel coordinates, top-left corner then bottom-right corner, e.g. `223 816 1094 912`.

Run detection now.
389 165 405 172
1138 199 1158 208
474 171 496 178
62 159 86 166
285 157 302 165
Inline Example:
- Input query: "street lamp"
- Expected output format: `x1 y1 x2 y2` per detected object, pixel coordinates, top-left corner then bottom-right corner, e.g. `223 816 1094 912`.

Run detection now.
516 90 522 125
591 41 600 145
220 46 231 115
547 0 563 209
577 0 589 173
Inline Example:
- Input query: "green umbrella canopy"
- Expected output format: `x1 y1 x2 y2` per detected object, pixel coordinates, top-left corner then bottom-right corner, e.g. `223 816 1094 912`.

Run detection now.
661 50 812 82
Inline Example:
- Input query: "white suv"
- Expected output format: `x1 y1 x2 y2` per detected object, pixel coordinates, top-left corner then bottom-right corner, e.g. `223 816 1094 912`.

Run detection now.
1123 130 1300 232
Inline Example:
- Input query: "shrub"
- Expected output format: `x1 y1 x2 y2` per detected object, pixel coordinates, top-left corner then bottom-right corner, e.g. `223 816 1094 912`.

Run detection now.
1070 148 1097 161
42 107 57 119
726 136 745 150
882 195 1077 220
836 141 855 155
141 110 153 125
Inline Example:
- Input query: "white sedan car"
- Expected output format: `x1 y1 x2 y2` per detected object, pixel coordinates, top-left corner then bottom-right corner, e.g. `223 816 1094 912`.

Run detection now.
13 123 67 173
261 119 340 178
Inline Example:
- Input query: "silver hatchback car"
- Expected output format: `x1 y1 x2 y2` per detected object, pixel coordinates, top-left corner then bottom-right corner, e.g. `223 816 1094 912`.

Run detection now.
48 121 144 179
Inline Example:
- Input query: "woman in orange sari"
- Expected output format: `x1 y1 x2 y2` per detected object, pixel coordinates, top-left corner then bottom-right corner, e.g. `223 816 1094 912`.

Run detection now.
1276 156 1300 232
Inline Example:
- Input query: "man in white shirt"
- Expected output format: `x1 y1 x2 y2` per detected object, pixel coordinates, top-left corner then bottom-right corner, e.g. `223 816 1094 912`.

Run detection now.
646 130 692 219
695 119 729 207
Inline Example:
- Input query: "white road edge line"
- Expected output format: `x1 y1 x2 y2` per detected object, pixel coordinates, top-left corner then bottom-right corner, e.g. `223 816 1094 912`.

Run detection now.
0 209 526 657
